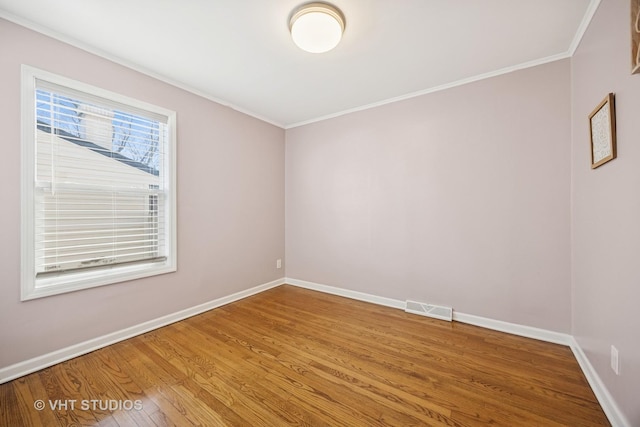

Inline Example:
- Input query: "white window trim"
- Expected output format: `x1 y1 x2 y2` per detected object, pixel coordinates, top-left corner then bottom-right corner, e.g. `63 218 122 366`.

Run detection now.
21 65 177 301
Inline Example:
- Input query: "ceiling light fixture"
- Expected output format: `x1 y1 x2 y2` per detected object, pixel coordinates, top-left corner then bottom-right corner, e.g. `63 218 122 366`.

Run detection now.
289 2 345 53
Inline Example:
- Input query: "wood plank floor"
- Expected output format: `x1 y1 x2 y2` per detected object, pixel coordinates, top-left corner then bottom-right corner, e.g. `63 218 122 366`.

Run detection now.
1 285 610 426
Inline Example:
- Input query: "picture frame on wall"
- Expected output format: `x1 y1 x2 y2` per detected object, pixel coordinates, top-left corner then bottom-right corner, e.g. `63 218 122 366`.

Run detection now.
633 0 640 73
589 93 617 169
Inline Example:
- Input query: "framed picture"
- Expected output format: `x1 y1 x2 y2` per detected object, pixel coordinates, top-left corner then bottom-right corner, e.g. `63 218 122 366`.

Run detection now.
633 0 640 74
589 93 617 169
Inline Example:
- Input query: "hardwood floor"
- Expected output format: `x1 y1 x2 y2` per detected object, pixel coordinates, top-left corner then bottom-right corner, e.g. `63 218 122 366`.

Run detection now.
1 285 609 426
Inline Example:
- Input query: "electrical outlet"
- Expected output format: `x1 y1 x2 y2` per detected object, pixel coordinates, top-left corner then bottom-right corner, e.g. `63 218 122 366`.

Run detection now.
276 259 282 269
611 345 619 375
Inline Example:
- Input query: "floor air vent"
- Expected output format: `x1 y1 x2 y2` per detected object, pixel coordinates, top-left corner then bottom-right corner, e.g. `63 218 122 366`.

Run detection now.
405 300 453 322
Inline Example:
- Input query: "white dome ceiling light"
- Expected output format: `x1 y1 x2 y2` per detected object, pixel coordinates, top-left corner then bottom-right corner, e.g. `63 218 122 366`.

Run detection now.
289 2 345 53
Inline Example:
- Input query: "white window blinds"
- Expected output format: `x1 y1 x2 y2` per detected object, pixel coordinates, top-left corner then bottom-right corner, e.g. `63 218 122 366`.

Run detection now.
34 80 169 277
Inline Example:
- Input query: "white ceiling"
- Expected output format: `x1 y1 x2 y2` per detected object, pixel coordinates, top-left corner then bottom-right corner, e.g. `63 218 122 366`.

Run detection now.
0 0 597 128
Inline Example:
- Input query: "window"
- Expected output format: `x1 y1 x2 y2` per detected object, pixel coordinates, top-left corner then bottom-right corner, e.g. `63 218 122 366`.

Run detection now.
21 65 176 300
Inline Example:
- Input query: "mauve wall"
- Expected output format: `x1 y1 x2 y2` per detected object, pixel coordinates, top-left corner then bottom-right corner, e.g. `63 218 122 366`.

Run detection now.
286 59 572 332
571 0 639 424
0 19 285 368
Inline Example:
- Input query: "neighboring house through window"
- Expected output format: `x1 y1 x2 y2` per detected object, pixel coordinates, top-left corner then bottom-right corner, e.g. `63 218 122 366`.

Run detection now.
21 65 177 300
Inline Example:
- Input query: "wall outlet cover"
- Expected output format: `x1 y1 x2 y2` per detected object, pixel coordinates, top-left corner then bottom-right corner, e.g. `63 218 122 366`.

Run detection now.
610 345 619 375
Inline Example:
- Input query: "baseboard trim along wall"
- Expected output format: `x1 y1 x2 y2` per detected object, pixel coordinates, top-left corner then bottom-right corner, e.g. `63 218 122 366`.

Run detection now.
285 277 626 427
569 337 630 427
286 278 572 344
286 277 406 310
0 278 284 385
0 277 627 426
451 312 572 346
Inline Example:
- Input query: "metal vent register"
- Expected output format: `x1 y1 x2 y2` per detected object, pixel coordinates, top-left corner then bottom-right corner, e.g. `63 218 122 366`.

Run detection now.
405 300 453 321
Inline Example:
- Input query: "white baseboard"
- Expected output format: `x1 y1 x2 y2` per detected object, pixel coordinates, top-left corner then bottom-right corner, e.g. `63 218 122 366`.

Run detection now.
285 278 406 309
0 277 285 385
285 277 571 345
285 277 626 427
452 312 572 345
570 337 630 427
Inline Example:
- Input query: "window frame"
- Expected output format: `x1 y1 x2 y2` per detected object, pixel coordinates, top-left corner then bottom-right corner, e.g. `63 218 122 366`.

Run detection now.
21 65 177 301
